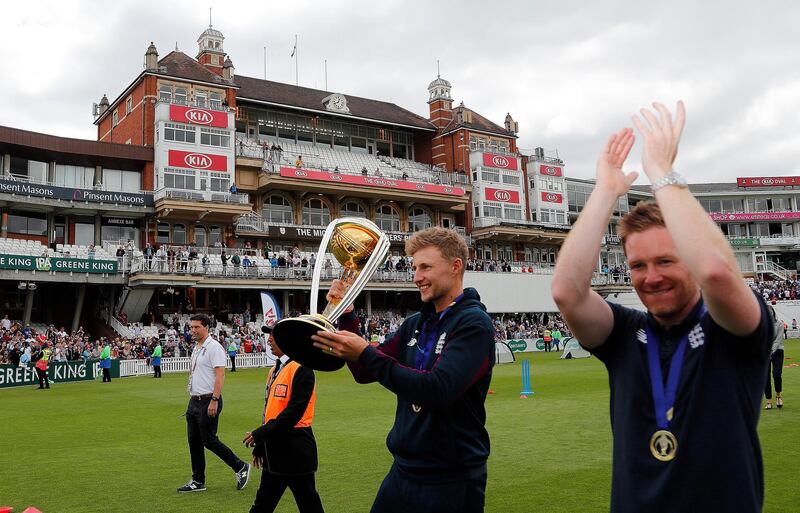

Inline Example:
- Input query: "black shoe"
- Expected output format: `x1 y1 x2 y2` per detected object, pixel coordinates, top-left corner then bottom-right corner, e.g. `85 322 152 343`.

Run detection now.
45 386 50 389
235 463 251 490
177 480 206 493
37 386 44 389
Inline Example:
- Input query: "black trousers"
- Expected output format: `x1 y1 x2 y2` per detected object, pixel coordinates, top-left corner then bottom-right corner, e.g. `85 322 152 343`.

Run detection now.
102 368 111 382
370 462 486 513
544 341 551 352
230 355 237 372
186 396 245 483
153 365 162 378
765 349 784 399
36 368 49 388
249 471 324 513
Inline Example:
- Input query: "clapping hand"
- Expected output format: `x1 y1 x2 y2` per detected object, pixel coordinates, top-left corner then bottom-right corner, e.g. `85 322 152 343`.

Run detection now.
631 101 686 182
595 128 638 197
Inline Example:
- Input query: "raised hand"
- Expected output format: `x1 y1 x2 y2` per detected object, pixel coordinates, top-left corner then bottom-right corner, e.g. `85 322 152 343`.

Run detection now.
631 101 686 181
595 127 638 197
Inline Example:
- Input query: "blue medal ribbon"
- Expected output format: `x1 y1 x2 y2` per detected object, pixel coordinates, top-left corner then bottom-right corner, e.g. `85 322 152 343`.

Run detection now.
644 304 706 430
413 293 464 370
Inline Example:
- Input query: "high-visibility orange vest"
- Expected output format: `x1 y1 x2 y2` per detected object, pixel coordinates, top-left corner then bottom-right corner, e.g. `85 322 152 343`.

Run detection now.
263 360 315 428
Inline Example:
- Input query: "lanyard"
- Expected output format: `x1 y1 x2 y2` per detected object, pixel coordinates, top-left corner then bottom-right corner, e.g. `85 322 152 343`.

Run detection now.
644 304 706 430
414 293 464 370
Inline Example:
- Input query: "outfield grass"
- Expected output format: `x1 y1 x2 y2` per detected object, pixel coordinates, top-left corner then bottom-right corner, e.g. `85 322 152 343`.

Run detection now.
2 341 799 513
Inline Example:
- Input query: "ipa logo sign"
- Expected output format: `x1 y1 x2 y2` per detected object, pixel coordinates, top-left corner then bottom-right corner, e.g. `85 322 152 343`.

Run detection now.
185 109 214 125
184 153 212 169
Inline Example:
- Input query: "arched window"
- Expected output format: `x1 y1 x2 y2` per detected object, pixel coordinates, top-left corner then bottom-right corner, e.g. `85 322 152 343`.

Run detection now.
302 198 330 226
408 207 432 232
340 201 366 218
194 225 207 247
173 224 186 244
262 195 293 223
156 222 170 244
209 226 222 245
375 204 400 232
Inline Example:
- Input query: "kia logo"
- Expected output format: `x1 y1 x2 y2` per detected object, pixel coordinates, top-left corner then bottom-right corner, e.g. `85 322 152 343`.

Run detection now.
546 193 559 202
492 156 510 168
185 109 214 125
331 174 342 181
184 153 213 169
295 171 308 177
416 184 425 190
444 187 453 193
494 190 511 202
762 178 774 185
543 166 560 176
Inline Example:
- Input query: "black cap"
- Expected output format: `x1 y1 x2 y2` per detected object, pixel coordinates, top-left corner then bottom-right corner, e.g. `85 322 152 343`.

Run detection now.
261 325 274 334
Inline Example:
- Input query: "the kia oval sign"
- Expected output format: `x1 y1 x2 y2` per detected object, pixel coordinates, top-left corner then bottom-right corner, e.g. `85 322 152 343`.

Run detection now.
539 165 563 177
485 187 519 204
737 176 800 187
168 150 227 172
482 152 518 170
169 104 228 128
541 191 563 203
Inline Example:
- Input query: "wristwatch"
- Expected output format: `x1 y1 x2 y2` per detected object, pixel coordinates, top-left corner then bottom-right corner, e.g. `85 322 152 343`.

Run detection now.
211 396 220 402
651 171 688 193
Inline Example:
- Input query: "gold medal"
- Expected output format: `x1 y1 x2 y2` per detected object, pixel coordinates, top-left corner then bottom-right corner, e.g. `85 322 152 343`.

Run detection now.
650 430 678 461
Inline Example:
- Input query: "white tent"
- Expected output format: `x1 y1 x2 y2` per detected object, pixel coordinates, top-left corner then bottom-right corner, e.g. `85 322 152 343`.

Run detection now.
560 337 591 359
495 341 515 364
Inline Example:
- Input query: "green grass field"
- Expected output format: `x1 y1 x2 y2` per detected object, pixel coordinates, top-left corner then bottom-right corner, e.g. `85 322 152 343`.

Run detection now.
2 342 799 513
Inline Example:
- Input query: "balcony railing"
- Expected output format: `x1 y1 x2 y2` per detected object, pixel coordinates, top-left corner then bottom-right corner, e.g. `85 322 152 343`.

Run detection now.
472 217 568 230
154 187 249 204
156 98 230 112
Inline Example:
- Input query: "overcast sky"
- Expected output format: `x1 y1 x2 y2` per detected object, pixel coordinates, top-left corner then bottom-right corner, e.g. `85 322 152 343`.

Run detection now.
3 0 799 183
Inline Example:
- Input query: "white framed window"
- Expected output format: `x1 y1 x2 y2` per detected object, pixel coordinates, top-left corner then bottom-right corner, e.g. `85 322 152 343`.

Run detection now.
163 167 196 190
195 91 207 108
263 194 294 223
159 85 172 102
303 199 331 225
408 207 432 232
112 109 119 127
376 204 400 231
341 201 366 218
504 205 523 220
482 202 502 218
209 172 228 192
209 92 222 110
174 87 188 105
55 164 94 188
126 97 133 115
200 127 230 148
481 170 500 182
501 173 520 186
164 122 196 143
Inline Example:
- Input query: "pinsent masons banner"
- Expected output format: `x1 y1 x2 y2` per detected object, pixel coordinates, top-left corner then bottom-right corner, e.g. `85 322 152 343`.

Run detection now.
0 254 118 274
280 167 464 196
169 104 228 128
482 153 518 171
0 178 153 206
0 360 120 388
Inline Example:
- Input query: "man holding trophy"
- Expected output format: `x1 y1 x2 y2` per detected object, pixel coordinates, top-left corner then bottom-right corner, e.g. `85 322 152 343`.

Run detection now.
283 225 495 513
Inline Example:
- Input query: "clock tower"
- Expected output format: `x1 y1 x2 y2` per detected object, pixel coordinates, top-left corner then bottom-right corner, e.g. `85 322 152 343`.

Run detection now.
428 74 453 129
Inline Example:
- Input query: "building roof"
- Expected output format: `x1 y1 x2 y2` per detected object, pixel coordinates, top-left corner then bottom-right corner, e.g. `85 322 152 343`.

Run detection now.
440 104 516 139
157 51 232 85
0 125 153 169
235 75 436 131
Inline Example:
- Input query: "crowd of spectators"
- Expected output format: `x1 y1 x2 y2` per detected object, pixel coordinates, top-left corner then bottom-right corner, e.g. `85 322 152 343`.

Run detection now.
491 312 572 342
752 278 800 302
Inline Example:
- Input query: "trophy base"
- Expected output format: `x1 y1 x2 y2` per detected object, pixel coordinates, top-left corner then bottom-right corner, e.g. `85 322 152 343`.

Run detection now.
272 315 346 371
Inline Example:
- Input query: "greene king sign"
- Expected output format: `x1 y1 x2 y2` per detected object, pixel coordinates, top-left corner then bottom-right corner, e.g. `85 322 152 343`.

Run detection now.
169 104 228 128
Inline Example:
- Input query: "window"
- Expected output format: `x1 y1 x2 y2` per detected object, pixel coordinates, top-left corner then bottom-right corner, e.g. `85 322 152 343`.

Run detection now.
501 173 520 186
55 164 94 188
200 127 230 148
194 226 207 247
174 87 188 105
263 195 294 223
209 93 222 110
341 201 366 218
540 209 567 225
482 202 502 218
209 226 222 245
408 207 432 232
9 157 47 182
173 224 187 244
481 170 500 182
7 212 47 236
376 204 400 231
103 169 141 192
303 199 330 226
163 167 196 190
159 85 172 102
747 198 769 212
504 205 523 220
164 122 196 143
112 110 119 127
195 91 207 108
126 97 133 115
209 174 228 192
156 223 170 244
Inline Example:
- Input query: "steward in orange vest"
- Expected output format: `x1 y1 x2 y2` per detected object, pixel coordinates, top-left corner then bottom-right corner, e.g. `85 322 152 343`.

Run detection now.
243 329 324 513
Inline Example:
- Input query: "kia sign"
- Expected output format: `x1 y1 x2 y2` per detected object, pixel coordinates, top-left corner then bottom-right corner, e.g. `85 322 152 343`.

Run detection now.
710 211 800 222
168 150 227 172
482 152 518 171
539 165 563 177
279 167 464 196
540 191 563 203
484 187 520 204
169 104 228 128
737 176 800 187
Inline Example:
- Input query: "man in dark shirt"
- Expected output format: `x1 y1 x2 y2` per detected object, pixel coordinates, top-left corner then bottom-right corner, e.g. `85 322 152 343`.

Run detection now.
552 102 771 513
313 227 495 513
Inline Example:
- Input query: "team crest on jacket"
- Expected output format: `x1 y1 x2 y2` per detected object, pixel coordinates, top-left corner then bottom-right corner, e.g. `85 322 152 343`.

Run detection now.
407 337 417 347
688 324 705 349
434 332 447 354
636 329 647 344
412 404 422 413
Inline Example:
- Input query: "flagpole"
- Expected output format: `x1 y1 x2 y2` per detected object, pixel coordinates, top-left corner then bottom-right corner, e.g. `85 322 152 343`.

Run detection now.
263 46 267 80
324 59 328 90
295 34 298 86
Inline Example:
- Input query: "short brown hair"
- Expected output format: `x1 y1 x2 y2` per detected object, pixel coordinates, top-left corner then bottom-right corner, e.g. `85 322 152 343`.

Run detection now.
617 200 666 249
405 227 469 274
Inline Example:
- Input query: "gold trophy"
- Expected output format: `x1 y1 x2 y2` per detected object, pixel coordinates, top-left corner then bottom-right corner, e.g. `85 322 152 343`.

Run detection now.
272 217 390 370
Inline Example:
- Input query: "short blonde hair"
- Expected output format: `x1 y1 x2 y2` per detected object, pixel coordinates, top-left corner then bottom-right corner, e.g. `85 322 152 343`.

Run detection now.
405 227 468 274
617 200 666 250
